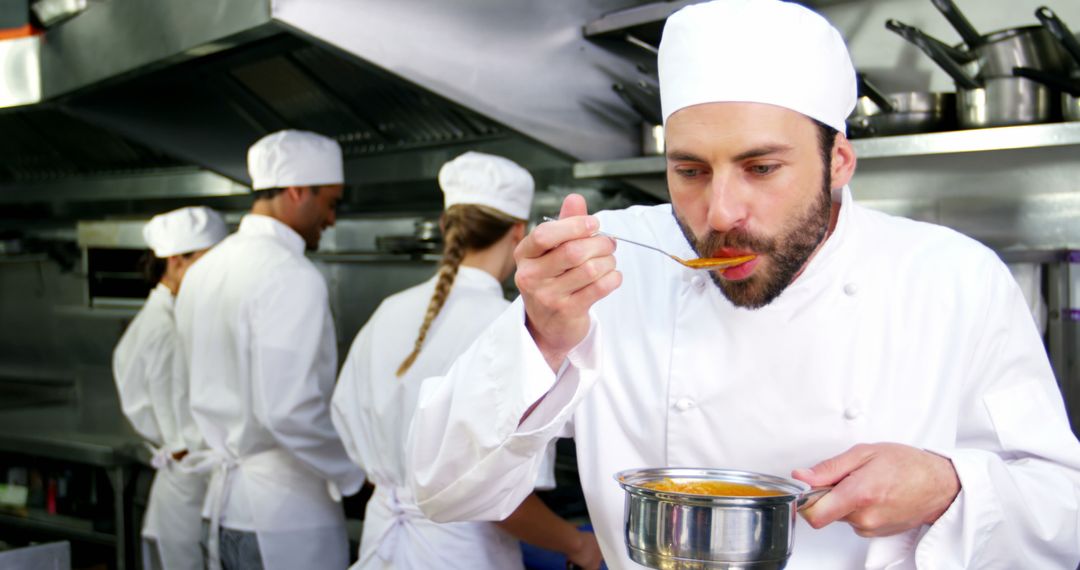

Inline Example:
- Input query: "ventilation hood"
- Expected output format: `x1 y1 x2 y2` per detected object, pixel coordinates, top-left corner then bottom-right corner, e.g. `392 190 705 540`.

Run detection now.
0 0 655 205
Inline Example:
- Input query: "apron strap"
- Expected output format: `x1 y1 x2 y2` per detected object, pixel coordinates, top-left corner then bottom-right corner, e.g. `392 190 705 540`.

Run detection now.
145 443 172 470
373 486 424 565
178 450 235 570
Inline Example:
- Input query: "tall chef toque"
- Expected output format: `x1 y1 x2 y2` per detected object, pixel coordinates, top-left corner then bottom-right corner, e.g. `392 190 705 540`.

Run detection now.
143 206 227 258
247 129 344 191
659 0 857 134
438 151 535 220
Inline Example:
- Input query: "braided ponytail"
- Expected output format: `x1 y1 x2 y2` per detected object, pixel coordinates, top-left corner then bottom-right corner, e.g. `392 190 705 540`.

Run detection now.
396 204 520 377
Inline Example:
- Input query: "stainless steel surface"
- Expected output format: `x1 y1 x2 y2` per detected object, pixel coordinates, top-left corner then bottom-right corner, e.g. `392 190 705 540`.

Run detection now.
0 168 248 203
968 25 1070 79
642 123 664 156
274 0 645 162
76 220 148 249
0 34 41 108
31 0 89 28
848 91 958 138
615 467 810 569
37 0 273 99
578 121 1080 169
1011 67 1080 122
958 76 1056 128
0 541 71 569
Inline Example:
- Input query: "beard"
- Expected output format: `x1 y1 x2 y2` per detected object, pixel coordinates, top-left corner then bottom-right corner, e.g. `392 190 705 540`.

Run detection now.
674 172 833 309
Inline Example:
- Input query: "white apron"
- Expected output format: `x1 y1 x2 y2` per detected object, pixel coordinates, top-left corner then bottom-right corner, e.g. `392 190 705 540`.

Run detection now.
142 447 208 570
184 448 348 570
355 485 522 570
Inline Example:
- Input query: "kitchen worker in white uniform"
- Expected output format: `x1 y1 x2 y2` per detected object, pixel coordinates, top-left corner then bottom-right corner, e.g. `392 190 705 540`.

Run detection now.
175 130 363 570
407 1 1080 568
113 206 227 570
331 151 603 569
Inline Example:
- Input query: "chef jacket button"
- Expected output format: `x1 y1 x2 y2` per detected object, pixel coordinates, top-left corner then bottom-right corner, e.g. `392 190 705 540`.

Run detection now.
843 282 858 296
843 406 862 420
691 275 706 291
674 398 696 411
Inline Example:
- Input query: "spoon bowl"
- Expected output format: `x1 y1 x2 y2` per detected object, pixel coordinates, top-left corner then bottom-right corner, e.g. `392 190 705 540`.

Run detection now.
541 216 756 271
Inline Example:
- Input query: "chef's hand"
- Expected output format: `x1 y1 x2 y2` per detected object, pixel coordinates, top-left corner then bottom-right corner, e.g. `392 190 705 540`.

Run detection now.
792 443 960 537
566 529 604 570
516 194 621 371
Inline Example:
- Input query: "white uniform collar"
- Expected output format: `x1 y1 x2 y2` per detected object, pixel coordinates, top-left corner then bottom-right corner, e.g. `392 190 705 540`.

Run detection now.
794 184 854 282
148 282 175 308
238 214 306 255
453 265 504 296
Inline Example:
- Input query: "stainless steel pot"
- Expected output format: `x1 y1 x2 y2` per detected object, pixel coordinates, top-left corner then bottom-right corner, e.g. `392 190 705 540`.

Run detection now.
958 76 1057 127
615 467 827 570
1013 67 1080 122
848 75 957 137
931 0 1070 78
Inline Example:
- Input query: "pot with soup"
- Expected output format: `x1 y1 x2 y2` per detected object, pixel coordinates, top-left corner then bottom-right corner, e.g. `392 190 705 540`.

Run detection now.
614 467 829 569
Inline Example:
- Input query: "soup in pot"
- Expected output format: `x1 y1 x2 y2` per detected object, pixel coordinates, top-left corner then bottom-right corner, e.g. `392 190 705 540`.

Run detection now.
642 478 787 497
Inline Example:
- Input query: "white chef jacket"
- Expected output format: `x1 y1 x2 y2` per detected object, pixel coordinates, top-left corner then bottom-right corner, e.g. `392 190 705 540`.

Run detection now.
408 187 1080 569
175 214 364 570
332 266 555 569
113 282 206 570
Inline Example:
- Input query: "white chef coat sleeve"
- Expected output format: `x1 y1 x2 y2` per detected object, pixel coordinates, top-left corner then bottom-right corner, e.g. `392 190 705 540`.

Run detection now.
916 257 1080 567
408 297 600 523
144 326 185 453
249 268 365 496
112 322 165 447
329 322 372 474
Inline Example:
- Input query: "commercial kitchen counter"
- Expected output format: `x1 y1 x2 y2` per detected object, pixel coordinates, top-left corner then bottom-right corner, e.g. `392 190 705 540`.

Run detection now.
0 382 146 570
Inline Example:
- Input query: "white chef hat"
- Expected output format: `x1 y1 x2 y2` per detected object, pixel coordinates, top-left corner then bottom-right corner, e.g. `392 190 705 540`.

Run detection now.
438 151 534 220
247 129 344 191
659 0 856 134
142 206 227 258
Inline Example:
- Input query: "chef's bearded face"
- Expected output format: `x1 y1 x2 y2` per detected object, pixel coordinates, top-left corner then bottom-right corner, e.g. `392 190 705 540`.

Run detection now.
665 102 853 309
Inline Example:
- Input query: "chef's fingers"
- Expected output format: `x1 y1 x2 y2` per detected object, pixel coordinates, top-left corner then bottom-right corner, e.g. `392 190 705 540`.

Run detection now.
563 269 622 317
792 443 877 487
517 194 595 260
516 236 616 290
798 471 865 529
559 193 589 220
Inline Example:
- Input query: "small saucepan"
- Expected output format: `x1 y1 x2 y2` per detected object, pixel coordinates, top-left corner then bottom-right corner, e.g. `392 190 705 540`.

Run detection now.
848 74 957 138
615 467 829 569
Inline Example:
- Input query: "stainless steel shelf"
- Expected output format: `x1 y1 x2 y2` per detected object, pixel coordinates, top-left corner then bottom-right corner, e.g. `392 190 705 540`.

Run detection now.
574 122 1080 179
0 510 117 545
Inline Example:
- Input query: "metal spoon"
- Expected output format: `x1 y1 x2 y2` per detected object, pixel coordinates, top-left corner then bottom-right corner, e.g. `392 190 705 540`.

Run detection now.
541 216 756 271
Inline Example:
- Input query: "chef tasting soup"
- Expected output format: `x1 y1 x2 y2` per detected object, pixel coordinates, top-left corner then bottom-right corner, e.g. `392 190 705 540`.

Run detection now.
642 478 787 497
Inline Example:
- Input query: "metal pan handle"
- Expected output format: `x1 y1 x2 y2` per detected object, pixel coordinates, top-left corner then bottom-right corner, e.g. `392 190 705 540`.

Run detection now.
1036 7 1080 68
930 0 984 49
796 487 832 511
886 19 981 90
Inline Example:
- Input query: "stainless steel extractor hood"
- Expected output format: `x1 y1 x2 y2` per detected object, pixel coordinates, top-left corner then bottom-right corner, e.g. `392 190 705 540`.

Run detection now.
0 0 655 203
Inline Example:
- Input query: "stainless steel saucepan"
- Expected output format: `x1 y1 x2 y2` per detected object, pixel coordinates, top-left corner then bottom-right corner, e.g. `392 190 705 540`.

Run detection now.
615 467 829 570
930 0 1070 78
887 19 1058 128
848 74 957 138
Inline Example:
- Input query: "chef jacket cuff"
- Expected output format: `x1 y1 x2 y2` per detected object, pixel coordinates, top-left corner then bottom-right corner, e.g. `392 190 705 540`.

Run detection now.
914 447 1002 567
513 307 600 437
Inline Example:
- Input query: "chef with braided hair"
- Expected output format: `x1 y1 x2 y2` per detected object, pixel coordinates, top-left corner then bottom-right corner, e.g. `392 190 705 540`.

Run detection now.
331 151 602 569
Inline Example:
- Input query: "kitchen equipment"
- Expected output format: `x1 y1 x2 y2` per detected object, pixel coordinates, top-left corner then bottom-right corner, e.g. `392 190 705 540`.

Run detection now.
887 19 1057 128
1013 67 1080 121
1021 7 1080 121
641 122 664 155
613 82 662 125
930 0 1070 78
615 467 829 570
541 217 756 270
848 74 957 137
